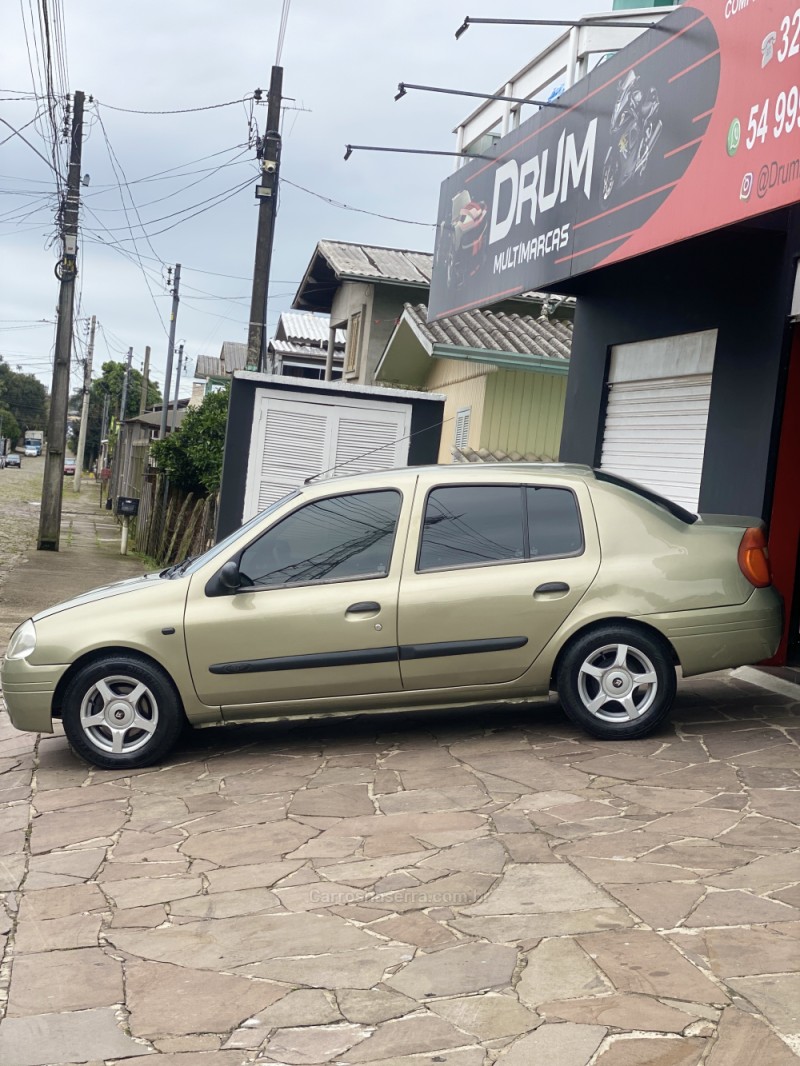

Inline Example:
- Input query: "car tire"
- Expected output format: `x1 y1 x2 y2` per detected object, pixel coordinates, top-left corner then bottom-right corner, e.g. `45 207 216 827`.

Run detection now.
61 654 186 770
556 624 676 740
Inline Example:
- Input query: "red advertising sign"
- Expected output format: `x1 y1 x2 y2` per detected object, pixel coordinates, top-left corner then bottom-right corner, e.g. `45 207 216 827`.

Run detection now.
429 0 800 321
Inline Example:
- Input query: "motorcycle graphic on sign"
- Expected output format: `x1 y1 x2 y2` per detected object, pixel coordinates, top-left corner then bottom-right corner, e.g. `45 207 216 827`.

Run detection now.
436 189 489 289
602 69 664 201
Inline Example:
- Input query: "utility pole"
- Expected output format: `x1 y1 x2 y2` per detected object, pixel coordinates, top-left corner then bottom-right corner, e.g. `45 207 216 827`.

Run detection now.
38 89 85 551
119 346 133 420
100 392 110 444
246 66 283 372
98 392 109 505
170 342 185 432
139 345 151 415
73 313 95 493
159 264 181 439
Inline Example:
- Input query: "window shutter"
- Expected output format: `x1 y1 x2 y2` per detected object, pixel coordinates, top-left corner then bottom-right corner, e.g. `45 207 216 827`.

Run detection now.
248 397 328 516
332 411 408 478
345 312 362 374
453 407 471 454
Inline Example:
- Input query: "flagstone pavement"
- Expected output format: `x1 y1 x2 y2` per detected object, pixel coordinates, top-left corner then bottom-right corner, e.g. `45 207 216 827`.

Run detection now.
0 676 798 1066
0 492 798 1064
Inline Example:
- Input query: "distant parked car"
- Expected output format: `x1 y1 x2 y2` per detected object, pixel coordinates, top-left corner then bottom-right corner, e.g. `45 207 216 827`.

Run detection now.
0 464 783 770
5 453 21 468
63 457 76 475
24 446 39 457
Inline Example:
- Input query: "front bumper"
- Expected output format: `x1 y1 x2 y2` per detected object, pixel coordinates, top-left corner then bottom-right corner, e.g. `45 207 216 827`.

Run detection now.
1 658 68 734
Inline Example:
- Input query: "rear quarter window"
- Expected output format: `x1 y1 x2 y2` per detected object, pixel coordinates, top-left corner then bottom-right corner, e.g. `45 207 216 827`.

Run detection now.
417 483 584 572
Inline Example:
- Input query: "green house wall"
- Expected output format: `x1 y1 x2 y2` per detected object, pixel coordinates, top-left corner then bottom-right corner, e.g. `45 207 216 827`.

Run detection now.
481 368 567 460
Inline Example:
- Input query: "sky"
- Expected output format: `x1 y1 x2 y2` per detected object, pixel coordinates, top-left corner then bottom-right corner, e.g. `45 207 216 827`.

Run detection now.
0 0 608 402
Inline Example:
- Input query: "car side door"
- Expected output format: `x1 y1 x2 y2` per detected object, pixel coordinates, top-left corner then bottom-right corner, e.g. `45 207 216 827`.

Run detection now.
184 486 408 711
397 477 601 691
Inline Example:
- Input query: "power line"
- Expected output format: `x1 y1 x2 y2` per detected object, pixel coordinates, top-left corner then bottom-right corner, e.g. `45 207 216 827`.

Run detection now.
275 0 292 65
0 113 63 178
83 142 251 189
81 174 255 233
83 152 251 211
282 175 435 228
95 96 251 115
96 176 254 242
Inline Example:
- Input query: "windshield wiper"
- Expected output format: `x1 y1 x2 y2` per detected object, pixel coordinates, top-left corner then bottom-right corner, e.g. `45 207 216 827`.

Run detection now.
159 554 196 579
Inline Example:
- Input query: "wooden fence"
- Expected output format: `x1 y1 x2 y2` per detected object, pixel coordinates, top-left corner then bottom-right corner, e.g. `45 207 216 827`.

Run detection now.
134 474 218 566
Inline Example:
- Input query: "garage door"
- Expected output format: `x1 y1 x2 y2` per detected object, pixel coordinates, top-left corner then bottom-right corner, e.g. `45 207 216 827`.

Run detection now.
599 331 716 513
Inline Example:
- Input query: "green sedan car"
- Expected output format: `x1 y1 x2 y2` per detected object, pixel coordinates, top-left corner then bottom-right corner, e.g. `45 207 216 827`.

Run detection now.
1 464 781 769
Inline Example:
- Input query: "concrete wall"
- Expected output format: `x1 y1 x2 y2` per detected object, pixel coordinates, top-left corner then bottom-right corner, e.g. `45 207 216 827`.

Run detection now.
330 282 429 387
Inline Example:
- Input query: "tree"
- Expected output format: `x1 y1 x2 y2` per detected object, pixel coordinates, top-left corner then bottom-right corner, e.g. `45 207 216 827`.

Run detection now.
0 357 47 438
0 404 21 446
70 360 162 468
150 386 229 496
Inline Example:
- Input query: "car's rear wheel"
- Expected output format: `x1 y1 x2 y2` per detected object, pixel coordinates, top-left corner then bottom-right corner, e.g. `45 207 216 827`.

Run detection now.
61 655 185 769
557 625 676 739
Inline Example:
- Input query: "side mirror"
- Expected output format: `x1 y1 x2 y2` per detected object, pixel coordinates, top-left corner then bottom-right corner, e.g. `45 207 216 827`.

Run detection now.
218 560 241 591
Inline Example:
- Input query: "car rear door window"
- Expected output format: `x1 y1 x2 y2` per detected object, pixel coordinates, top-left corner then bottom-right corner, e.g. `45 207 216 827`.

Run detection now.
526 487 583 557
418 485 525 571
418 484 584 572
239 490 402 588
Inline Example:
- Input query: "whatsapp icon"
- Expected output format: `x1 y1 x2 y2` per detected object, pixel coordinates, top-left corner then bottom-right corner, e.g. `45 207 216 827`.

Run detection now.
727 118 741 157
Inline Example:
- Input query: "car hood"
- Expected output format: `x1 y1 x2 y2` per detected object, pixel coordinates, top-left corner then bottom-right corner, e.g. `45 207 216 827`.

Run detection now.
33 571 166 622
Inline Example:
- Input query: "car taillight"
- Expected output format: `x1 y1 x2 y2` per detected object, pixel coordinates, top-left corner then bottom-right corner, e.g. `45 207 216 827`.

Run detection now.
738 527 771 588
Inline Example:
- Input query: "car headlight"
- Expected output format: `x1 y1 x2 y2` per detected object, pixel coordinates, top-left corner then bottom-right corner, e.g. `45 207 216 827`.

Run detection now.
5 620 36 660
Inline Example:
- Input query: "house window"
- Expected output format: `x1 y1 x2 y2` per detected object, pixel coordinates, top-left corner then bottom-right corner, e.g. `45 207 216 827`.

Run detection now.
453 407 471 455
345 312 362 374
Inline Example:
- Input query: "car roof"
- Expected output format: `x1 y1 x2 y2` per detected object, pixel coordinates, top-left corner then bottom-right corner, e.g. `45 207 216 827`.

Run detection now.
304 462 595 492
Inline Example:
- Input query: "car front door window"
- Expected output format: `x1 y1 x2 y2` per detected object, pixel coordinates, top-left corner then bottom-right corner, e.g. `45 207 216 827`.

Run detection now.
239 490 402 589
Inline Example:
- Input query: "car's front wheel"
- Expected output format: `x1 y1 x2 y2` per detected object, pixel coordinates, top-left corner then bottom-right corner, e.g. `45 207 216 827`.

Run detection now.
557 625 676 739
61 655 186 769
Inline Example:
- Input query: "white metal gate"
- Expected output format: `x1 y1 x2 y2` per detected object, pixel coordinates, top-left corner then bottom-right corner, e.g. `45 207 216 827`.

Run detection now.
244 391 411 521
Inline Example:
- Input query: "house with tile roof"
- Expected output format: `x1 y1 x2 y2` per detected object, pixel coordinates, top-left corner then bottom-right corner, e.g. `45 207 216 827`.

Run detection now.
292 239 553 389
376 302 573 465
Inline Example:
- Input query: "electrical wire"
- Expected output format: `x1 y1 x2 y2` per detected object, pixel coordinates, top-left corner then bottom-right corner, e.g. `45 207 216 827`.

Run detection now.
0 114 63 178
94 176 254 242
282 176 435 228
95 96 251 115
82 174 255 234
84 152 251 211
0 106 48 147
89 106 171 337
275 0 292 65
82 141 251 190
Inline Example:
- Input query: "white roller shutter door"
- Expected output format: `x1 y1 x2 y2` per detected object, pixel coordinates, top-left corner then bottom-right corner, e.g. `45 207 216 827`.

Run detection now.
600 375 712 512
244 391 411 521
599 331 716 513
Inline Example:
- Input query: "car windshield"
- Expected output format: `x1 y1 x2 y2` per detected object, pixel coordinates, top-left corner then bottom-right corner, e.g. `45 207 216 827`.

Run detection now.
169 491 301 578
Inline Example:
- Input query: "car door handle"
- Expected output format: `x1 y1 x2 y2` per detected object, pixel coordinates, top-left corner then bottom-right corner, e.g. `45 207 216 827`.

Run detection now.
534 582 570 595
346 601 381 615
